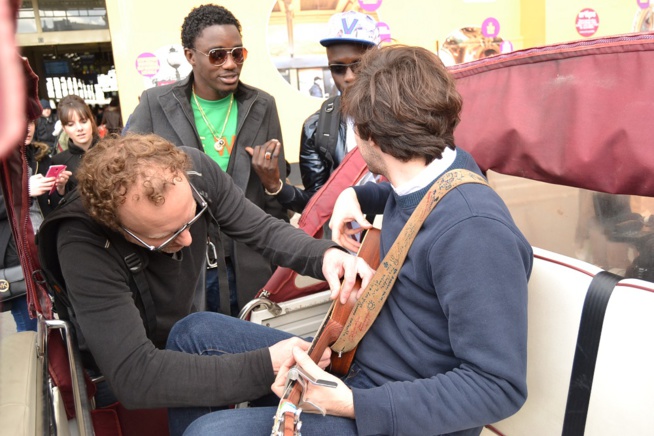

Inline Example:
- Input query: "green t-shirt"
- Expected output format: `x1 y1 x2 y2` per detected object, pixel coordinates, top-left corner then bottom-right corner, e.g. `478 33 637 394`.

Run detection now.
191 93 238 172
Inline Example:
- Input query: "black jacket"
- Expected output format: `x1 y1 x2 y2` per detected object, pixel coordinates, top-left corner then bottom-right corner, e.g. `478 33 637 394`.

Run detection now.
37 147 336 408
276 96 348 213
35 114 59 151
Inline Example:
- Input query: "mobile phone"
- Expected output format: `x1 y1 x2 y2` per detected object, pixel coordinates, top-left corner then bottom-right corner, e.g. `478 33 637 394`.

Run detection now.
45 165 66 194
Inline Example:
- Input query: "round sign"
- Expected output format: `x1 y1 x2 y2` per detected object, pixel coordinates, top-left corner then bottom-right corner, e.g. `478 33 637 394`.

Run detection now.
481 17 500 38
135 52 160 78
377 22 392 43
358 0 383 12
576 8 600 37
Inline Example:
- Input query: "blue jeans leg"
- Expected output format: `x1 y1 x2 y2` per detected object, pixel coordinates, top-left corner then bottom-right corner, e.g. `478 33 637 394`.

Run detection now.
205 258 238 315
166 312 294 436
181 357 376 435
10 296 37 332
183 406 358 436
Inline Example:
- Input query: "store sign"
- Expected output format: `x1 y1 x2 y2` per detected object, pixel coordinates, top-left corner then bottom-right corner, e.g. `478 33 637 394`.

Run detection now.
481 17 500 38
135 52 160 78
378 22 392 43
576 8 599 37
358 0 383 12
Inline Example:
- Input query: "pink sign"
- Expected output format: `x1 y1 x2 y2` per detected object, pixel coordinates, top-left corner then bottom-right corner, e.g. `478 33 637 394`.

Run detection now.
481 17 500 38
576 8 599 37
377 22 392 43
637 0 650 9
135 52 160 78
358 0 383 12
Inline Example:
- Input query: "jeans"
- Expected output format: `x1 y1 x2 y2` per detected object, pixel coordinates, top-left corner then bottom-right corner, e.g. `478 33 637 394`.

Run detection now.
10 296 37 332
166 312 375 436
205 257 238 316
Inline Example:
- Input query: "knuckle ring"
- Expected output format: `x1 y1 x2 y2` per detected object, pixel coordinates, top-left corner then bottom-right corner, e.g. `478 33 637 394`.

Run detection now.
265 152 272 160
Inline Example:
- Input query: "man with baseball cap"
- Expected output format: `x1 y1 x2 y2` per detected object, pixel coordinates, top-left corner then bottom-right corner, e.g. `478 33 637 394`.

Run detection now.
248 10 380 214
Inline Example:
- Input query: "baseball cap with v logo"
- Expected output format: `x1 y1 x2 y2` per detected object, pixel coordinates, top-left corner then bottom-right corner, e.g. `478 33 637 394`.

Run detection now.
320 10 381 48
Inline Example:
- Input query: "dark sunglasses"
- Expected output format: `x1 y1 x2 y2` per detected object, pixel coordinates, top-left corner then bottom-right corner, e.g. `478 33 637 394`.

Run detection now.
329 61 361 76
193 47 248 66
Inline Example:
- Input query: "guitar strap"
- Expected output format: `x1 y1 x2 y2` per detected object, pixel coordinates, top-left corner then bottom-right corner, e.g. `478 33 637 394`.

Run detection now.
331 168 490 354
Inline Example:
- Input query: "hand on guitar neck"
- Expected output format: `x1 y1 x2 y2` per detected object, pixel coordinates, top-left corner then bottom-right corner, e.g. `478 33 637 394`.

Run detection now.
268 337 331 374
272 346 356 419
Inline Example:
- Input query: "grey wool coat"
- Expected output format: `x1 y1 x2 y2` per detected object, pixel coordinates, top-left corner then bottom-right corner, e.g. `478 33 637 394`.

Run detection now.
127 73 289 306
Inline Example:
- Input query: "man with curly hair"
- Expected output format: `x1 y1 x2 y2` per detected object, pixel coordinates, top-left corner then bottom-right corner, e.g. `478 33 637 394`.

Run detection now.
37 134 374 432
126 4 286 315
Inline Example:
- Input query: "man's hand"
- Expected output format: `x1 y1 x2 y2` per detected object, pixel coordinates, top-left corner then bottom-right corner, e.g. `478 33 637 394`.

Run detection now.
245 139 282 193
272 346 355 418
322 247 374 304
329 188 372 252
268 337 331 374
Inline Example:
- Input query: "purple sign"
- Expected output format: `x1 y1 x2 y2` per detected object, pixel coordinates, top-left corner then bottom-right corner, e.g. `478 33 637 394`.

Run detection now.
135 52 160 78
358 0 383 12
481 17 500 38
637 0 650 9
377 22 392 43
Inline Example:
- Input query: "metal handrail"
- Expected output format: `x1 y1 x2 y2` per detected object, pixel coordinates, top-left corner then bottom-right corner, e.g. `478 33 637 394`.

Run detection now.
41 319 95 436
238 296 282 320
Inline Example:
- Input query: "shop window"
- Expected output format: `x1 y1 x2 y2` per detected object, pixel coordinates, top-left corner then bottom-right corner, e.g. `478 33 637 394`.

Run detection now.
38 0 108 32
17 0 37 34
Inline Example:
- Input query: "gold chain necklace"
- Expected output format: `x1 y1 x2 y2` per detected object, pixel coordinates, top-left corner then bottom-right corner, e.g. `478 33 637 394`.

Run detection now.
192 86 234 152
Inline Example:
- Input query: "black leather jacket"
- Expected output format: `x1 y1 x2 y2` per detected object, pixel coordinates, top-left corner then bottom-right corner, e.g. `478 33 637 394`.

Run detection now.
276 99 348 213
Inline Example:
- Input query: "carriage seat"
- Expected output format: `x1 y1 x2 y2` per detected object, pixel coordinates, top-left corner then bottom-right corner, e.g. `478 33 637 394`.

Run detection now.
0 331 41 436
482 246 654 435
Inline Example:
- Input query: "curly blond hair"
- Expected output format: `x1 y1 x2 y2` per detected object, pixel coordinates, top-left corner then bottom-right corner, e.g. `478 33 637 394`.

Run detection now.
77 133 191 231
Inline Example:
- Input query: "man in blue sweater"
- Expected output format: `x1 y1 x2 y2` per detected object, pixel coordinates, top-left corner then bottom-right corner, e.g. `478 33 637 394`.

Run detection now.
175 45 532 436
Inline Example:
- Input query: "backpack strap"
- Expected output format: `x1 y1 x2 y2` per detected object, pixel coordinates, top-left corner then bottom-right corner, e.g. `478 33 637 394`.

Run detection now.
37 189 158 338
314 96 341 169
106 234 157 338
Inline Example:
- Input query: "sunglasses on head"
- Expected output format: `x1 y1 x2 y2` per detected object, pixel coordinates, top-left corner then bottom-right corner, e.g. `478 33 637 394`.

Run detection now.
329 61 361 76
193 46 248 66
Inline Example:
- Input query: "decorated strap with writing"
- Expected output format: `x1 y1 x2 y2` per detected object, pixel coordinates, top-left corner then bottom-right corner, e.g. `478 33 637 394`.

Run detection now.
330 169 489 354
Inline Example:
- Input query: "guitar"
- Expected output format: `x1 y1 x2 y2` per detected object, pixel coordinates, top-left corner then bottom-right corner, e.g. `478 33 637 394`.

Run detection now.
271 228 381 436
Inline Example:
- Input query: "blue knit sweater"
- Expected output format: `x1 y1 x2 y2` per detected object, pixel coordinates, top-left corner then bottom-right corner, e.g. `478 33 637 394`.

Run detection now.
350 148 532 436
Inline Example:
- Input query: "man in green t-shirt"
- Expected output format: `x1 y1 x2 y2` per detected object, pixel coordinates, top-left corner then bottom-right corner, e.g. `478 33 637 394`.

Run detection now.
126 4 287 315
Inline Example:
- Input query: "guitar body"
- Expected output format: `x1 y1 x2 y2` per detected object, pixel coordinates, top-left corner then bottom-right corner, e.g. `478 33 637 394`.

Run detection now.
328 228 382 376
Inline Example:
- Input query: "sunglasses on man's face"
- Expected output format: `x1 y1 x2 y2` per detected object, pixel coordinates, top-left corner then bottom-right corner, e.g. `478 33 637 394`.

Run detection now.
193 47 248 66
329 61 361 76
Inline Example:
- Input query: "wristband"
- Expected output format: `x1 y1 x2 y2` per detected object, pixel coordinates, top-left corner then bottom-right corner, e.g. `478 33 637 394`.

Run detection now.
265 179 284 196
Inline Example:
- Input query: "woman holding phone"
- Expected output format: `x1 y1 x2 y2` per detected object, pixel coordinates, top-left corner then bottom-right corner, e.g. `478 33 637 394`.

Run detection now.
24 120 66 219
50 94 99 197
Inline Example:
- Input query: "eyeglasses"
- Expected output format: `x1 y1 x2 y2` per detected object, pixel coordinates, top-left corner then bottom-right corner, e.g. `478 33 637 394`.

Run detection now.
122 184 208 252
329 61 361 76
192 47 248 66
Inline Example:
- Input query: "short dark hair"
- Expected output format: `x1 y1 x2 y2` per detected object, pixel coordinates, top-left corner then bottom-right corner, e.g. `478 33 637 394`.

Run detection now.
341 45 462 164
181 4 242 49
